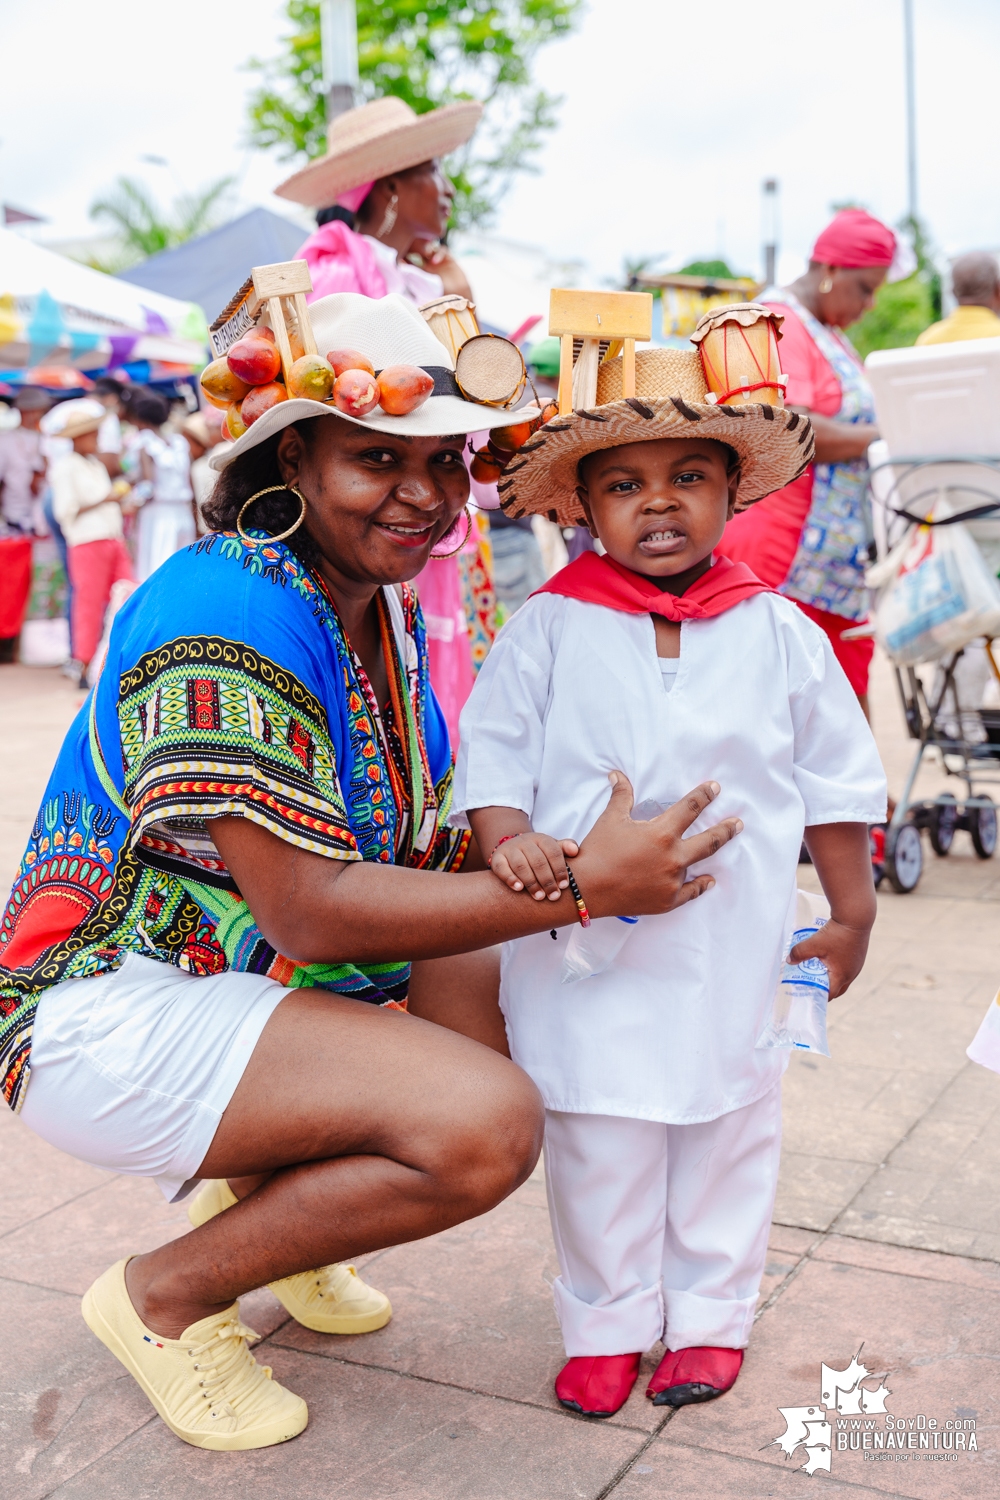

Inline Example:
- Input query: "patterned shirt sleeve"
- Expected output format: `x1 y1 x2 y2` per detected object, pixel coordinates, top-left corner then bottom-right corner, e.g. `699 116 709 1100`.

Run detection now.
116 635 361 883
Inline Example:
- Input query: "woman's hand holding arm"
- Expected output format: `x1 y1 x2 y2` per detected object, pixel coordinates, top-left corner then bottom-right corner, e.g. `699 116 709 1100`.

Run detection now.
210 774 742 966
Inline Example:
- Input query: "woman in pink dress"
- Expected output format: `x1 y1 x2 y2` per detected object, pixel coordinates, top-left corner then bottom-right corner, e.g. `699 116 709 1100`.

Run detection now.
274 95 494 739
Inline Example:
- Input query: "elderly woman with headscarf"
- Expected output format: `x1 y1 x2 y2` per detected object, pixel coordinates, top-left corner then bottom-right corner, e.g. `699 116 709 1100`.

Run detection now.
723 209 897 713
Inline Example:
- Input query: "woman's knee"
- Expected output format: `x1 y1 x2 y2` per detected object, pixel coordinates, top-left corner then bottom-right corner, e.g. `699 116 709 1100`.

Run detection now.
434 1059 544 1216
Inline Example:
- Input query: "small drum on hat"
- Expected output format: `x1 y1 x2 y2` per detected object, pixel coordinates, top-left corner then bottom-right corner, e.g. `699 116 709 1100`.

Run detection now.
454 334 527 409
691 302 786 408
419 295 481 361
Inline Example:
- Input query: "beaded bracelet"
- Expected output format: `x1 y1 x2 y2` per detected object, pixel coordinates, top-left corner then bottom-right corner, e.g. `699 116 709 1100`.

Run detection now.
489 833 519 866
565 866 591 927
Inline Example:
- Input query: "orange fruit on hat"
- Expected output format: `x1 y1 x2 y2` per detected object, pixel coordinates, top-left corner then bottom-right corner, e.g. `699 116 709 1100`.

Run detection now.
327 348 376 377
333 368 380 416
225 401 248 440
228 336 281 386
200 357 251 410
240 382 287 426
287 354 335 401
377 365 434 416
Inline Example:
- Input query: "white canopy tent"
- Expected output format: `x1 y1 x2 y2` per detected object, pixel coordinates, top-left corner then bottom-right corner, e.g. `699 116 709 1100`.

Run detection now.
0 227 207 373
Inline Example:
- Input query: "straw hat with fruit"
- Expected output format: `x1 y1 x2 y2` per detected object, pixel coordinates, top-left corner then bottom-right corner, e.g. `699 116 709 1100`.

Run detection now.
206 291 542 471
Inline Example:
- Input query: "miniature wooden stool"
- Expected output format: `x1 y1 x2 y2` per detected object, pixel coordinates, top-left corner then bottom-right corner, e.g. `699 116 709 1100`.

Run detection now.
548 289 654 414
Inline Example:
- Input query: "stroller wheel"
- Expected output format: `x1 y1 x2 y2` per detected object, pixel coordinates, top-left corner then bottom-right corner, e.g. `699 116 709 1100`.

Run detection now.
970 797 997 859
929 794 958 856
886 823 923 893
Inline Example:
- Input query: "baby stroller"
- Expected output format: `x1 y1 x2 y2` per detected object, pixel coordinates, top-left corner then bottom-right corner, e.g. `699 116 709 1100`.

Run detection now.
864 451 1000 893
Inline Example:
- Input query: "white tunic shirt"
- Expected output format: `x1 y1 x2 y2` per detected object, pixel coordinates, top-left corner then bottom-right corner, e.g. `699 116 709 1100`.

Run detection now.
453 591 887 1125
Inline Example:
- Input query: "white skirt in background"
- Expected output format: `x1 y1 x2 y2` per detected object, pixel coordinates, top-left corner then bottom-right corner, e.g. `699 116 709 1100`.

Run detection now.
19 953 289 1201
136 501 197 582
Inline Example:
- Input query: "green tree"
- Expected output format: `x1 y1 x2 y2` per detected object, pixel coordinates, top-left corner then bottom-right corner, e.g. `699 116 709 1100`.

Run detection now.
88 175 235 270
246 0 581 228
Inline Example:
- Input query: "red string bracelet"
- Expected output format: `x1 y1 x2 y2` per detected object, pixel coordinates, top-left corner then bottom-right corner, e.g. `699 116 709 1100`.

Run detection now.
490 833 519 866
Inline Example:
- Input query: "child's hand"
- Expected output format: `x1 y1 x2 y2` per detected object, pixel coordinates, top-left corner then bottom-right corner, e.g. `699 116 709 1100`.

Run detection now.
491 832 580 901
789 920 871 1000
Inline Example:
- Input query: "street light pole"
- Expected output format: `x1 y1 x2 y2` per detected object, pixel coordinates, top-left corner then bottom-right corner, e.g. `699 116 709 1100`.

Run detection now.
903 0 918 225
762 178 779 288
321 0 359 124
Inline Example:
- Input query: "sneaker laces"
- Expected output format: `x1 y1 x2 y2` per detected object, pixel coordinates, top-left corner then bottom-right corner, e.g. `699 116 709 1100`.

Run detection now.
188 1316 271 1418
287 1262 358 1306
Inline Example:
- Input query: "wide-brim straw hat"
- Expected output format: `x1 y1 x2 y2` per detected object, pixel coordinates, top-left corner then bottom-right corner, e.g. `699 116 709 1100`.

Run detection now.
274 96 483 209
60 409 105 440
211 291 538 471
498 348 815 527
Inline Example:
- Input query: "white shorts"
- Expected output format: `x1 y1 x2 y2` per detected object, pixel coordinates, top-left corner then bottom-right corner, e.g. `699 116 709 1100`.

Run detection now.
19 952 289 1202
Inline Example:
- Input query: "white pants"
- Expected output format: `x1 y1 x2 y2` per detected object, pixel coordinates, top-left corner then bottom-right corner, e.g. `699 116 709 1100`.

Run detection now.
543 1085 782 1357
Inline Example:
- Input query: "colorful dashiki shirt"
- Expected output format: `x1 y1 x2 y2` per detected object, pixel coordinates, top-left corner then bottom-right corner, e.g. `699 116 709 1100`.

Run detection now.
0 531 467 1111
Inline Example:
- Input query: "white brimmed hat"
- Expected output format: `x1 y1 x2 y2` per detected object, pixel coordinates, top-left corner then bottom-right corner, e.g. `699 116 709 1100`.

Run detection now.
274 96 482 209
210 292 537 471
498 346 815 526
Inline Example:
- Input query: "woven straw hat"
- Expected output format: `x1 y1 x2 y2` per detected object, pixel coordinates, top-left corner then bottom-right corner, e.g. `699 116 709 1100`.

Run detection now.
274 96 483 209
210 292 537 472
498 347 814 527
60 408 104 440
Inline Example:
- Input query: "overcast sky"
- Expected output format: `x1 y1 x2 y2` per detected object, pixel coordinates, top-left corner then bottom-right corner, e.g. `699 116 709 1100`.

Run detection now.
2 0 999 288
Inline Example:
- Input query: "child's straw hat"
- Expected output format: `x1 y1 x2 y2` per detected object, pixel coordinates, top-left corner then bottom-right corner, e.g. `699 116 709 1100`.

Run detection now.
498 346 815 528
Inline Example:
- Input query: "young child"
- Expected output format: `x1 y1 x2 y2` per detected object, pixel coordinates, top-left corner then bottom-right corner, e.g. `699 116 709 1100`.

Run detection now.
49 408 133 685
452 329 886 1418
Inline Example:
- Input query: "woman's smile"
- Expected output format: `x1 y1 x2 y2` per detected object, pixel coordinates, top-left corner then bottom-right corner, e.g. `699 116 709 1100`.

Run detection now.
374 517 437 547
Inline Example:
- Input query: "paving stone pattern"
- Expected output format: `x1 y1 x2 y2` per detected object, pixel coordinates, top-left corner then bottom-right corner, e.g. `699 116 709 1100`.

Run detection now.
1 654 998 1497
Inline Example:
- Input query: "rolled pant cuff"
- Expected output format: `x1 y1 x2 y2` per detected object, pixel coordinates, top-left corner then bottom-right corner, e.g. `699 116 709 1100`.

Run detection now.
664 1289 757 1351
553 1275 664 1357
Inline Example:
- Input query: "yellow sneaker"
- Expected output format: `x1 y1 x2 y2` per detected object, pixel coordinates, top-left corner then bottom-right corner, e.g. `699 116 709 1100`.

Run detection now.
81 1259 307 1451
187 1177 239 1227
187 1179 392 1335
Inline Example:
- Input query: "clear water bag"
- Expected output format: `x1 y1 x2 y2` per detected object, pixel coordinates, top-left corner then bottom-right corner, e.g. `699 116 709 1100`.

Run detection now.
756 887 831 1056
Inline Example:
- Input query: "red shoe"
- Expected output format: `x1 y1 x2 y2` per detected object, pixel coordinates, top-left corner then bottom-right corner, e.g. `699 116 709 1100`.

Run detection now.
646 1346 743 1407
555 1353 642 1417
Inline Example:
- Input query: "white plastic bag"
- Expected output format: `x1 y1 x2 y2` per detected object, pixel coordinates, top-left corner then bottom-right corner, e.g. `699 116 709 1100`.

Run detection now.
869 509 1000 665
755 889 832 1056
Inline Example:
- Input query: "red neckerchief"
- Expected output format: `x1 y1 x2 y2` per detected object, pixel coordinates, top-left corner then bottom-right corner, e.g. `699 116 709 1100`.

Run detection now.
532 551 771 621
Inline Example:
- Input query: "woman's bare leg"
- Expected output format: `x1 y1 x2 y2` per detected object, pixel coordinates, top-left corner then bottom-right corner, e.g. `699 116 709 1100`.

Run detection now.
406 948 508 1054
125 992 542 1338
225 951 508 1203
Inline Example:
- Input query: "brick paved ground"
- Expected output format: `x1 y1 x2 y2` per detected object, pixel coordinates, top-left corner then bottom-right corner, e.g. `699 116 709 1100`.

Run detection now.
1 651 999 1499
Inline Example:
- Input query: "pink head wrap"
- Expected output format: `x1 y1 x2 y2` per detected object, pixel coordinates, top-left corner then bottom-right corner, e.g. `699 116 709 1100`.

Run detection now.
811 209 896 269
336 180 375 214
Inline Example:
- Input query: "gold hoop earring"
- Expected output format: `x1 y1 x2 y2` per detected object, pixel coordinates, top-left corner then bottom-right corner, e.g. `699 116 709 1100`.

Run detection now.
818 272 834 294
430 507 472 558
236 485 307 545
376 192 398 240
